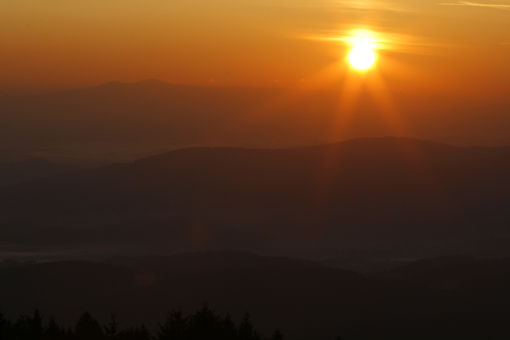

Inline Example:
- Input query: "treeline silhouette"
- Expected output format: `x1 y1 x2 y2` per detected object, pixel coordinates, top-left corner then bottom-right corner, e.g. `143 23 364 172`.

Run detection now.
0 305 322 340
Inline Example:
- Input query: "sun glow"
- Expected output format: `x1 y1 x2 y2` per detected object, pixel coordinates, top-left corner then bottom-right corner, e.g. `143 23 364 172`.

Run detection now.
319 29 410 143
348 40 376 70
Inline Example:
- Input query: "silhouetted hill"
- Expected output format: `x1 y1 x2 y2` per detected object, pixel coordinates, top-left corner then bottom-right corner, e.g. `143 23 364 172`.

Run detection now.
104 251 321 273
321 256 407 273
1 137 510 258
0 158 83 187
380 255 510 289
0 81 305 163
1 254 510 340
2 80 510 164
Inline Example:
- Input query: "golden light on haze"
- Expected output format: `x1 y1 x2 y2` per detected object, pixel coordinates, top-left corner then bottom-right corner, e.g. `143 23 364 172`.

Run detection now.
1 0 510 97
310 29 385 73
304 28 414 147
2 0 510 159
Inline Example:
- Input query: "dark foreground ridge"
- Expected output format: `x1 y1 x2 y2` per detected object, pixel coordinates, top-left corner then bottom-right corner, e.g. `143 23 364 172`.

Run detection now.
1 252 510 340
0 305 292 340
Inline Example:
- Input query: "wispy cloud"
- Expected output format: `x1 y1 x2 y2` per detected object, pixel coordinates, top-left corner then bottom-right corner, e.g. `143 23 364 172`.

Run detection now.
268 0 414 13
440 1 510 9
301 29 447 54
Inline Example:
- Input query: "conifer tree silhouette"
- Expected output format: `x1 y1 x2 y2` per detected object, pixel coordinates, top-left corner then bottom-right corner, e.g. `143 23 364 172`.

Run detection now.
238 313 258 340
187 303 222 340
118 325 151 340
75 312 104 340
270 330 283 340
13 309 44 339
220 313 237 340
44 316 64 340
157 308 188 340
104 312 119 340
138 325 151 340
0 309 11 340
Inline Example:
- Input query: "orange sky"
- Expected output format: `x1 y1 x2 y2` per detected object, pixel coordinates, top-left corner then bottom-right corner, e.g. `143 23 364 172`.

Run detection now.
1 0 510 97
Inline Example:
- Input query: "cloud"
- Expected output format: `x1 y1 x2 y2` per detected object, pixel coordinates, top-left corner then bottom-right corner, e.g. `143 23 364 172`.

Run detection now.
440 1 510 9
336 0 414 12
303 29 433 51
265 0 414 13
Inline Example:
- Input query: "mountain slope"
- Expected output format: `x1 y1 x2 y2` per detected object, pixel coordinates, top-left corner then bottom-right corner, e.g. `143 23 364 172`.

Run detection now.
1 254 510 340
2 80 510 164
1 137 510 258
0 158 83 187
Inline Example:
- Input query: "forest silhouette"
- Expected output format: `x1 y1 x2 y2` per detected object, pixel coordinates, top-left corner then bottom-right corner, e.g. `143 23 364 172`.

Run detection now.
1 255 510 339
0 305 304 340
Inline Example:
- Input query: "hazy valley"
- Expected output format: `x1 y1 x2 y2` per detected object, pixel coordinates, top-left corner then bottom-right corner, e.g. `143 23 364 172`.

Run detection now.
1 82 510 339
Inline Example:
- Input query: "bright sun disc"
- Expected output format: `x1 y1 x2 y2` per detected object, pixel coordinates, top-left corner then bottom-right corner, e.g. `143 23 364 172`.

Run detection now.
348 46 376 70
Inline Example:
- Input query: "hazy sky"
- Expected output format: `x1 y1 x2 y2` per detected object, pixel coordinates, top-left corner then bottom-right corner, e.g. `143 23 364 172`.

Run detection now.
1 0 510 96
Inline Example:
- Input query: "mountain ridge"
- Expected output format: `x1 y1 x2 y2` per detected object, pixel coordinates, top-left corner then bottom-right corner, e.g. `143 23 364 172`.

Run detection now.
1 136 510 259
1 253 510 339
0 158 83 187
2 79 510 165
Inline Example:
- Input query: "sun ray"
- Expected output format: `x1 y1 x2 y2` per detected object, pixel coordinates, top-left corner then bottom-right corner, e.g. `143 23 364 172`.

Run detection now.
308 28 441 211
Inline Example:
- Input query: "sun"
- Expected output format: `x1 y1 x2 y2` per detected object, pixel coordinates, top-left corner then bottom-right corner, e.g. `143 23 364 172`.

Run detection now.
348 42 376 70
